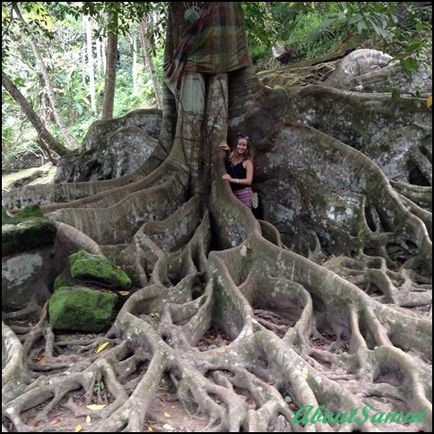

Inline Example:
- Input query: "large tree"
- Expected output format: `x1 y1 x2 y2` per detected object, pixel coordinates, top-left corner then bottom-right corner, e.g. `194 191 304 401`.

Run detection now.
2 2 432 432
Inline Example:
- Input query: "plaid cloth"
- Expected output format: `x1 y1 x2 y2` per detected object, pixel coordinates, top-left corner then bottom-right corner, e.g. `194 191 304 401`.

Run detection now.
164 2 251 94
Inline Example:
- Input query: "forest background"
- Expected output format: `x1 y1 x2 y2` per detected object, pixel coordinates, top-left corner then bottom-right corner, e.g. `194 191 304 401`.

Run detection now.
2 1 432 174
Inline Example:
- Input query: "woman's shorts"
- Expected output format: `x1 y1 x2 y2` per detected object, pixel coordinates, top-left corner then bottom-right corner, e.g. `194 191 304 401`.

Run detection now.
234 187 253 209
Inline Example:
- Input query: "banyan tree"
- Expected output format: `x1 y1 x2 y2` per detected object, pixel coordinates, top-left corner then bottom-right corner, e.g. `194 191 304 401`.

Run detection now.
2 2 432 432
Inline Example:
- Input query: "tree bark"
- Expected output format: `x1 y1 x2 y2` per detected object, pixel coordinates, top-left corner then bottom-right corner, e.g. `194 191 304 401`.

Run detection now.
81 46 87 85
84 15 97 115
101 11 118 120
140 17 162 109
13 4 78 150
2 72 69 157
96 37 103 75
132 35 138 95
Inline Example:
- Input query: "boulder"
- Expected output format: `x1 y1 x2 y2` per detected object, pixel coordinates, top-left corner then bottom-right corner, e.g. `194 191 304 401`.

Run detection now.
48 286 118 332
2 247 55 311
67 250 132 290
54 109 161 182
2 206 56 257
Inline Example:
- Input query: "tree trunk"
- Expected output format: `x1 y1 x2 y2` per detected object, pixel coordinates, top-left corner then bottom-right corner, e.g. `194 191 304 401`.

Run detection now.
2 72 69 157
102 36 107 73
81 45 87 85
13 4 78 150
140 17 162 109
132 35 138 95
96 37 103 75
84 15 97 115
101 11 118 120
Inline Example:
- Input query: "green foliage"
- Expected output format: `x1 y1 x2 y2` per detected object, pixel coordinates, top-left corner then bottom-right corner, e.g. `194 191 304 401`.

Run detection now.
248 2 432 65
2 2 432 171
285 10 347 60
242 2 278 54
2 2 55 60
1 92 45 170
2 2 166 168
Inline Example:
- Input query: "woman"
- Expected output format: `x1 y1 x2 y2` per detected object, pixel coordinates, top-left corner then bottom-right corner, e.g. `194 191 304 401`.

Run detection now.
220 134 254 209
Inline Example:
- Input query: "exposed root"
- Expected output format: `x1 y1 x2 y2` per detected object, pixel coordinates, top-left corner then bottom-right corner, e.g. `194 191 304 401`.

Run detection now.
2 51 431 433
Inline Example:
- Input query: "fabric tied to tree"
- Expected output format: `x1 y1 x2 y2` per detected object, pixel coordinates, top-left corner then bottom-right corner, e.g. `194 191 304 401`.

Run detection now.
164 2 252 95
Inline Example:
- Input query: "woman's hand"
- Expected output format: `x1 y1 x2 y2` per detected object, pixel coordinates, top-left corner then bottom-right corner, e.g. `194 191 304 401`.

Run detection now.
219 142 230 151
222 174 231 181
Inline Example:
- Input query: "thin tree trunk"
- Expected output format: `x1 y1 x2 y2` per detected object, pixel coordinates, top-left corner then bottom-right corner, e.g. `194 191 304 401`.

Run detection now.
140 17 162 109
96 37 103 74
2 72 69 157
101 11 118 120
36 137 59 165
81 46 87 85
132 35 138 95
84 15 97 114
14 4 77 150
102 37 107 73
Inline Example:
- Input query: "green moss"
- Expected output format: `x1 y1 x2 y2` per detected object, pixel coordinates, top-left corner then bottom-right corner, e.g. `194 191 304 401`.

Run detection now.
15 205 44 221
53 268 74 291
285 75 303 87
48 286 118 332
2 217 57 257
2 205 44 225
2 207 13 224
123 266 140 287
68 250 132 289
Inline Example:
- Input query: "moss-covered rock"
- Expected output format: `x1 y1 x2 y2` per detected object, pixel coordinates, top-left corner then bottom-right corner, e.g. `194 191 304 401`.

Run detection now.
2 205 44 224
53 268 74 291
2 217 57 257
68 250 132 289
11 205 44 224
48 286 118 332
2 207 13 224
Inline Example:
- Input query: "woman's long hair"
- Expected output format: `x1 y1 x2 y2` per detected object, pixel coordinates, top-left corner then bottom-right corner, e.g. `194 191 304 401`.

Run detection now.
229 134 252 163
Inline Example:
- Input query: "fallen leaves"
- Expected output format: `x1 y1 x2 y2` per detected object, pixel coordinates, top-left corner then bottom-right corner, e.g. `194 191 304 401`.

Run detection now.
86 404 107 411
427 95 432 108
284 395 298 411
95 342 109 354
32 352 46 365
74 424 82 432
118 291 130 296
163 412 171 418
151 312 160 319
49 417 64 425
